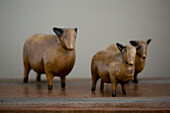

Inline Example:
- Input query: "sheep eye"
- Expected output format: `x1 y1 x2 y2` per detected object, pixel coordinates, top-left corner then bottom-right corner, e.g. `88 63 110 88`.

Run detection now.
124 49 127 52
64 35 67 39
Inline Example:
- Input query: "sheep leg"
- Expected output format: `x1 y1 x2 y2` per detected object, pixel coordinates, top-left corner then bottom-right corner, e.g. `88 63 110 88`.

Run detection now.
134 72 138 83
100 80 104 91
60 77 66 88
121 84 126 95
23 64 30 83
91 73 99 91
110 77 117 97
45 72 54 90
36 73 41 82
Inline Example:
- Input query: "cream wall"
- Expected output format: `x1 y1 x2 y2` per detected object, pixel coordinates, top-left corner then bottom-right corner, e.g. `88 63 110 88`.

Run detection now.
0 0 170 79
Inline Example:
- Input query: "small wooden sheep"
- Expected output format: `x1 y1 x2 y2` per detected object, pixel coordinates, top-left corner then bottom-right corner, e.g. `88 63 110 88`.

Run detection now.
91 43 141 97
23 27 77 90
129 39 151 83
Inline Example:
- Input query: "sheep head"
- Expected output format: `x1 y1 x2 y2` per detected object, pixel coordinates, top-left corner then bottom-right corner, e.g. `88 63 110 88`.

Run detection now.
53 27 78 51
130 39 151 59
116 43 141 66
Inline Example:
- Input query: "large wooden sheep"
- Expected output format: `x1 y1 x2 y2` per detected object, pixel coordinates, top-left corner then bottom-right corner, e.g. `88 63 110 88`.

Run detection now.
91 43 141 97
23 27 78 90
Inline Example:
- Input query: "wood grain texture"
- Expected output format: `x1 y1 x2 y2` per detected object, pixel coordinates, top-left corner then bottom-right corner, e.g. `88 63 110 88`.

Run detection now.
0 78 170 112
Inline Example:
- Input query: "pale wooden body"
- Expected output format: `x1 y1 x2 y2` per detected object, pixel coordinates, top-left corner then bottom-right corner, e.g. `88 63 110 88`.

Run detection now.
23 28 77 90
23 34 75 76
91 44 138 97
91 50 135 83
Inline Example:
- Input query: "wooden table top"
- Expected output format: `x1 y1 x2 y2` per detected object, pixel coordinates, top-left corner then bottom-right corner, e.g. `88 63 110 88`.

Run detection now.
0 78 170 113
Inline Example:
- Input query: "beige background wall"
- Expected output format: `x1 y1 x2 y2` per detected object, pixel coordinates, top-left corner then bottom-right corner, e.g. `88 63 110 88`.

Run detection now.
0 0 170 79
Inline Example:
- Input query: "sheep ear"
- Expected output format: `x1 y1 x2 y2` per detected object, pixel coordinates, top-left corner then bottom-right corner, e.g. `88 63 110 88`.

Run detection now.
136 45 141 52
147 39 151 45
129 40 138 46
53 27 63 38
116 43 124 53
74 28 78 34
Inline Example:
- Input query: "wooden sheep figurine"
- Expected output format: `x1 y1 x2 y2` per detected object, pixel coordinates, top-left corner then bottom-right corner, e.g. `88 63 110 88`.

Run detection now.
23 27 78 90
107 39 151 83
91 43 141 97
129 39 151 83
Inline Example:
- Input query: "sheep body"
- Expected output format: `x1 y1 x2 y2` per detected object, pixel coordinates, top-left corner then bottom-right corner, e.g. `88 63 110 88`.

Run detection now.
91 43 140 97
23 28 77 90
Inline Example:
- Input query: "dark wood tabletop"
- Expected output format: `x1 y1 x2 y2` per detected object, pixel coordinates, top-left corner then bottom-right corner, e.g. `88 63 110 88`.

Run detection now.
0 78 170 113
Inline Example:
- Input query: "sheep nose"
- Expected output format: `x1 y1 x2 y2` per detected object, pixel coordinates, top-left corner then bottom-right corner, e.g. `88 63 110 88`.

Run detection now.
128 61 134 66
67 46 74 51
67 44 74 51
129 63 133 66
125 61 134 66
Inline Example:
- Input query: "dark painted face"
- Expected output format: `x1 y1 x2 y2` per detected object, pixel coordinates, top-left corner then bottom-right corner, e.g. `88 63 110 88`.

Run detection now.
130 39 151 59
53 27 77 51
116 43 141 66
